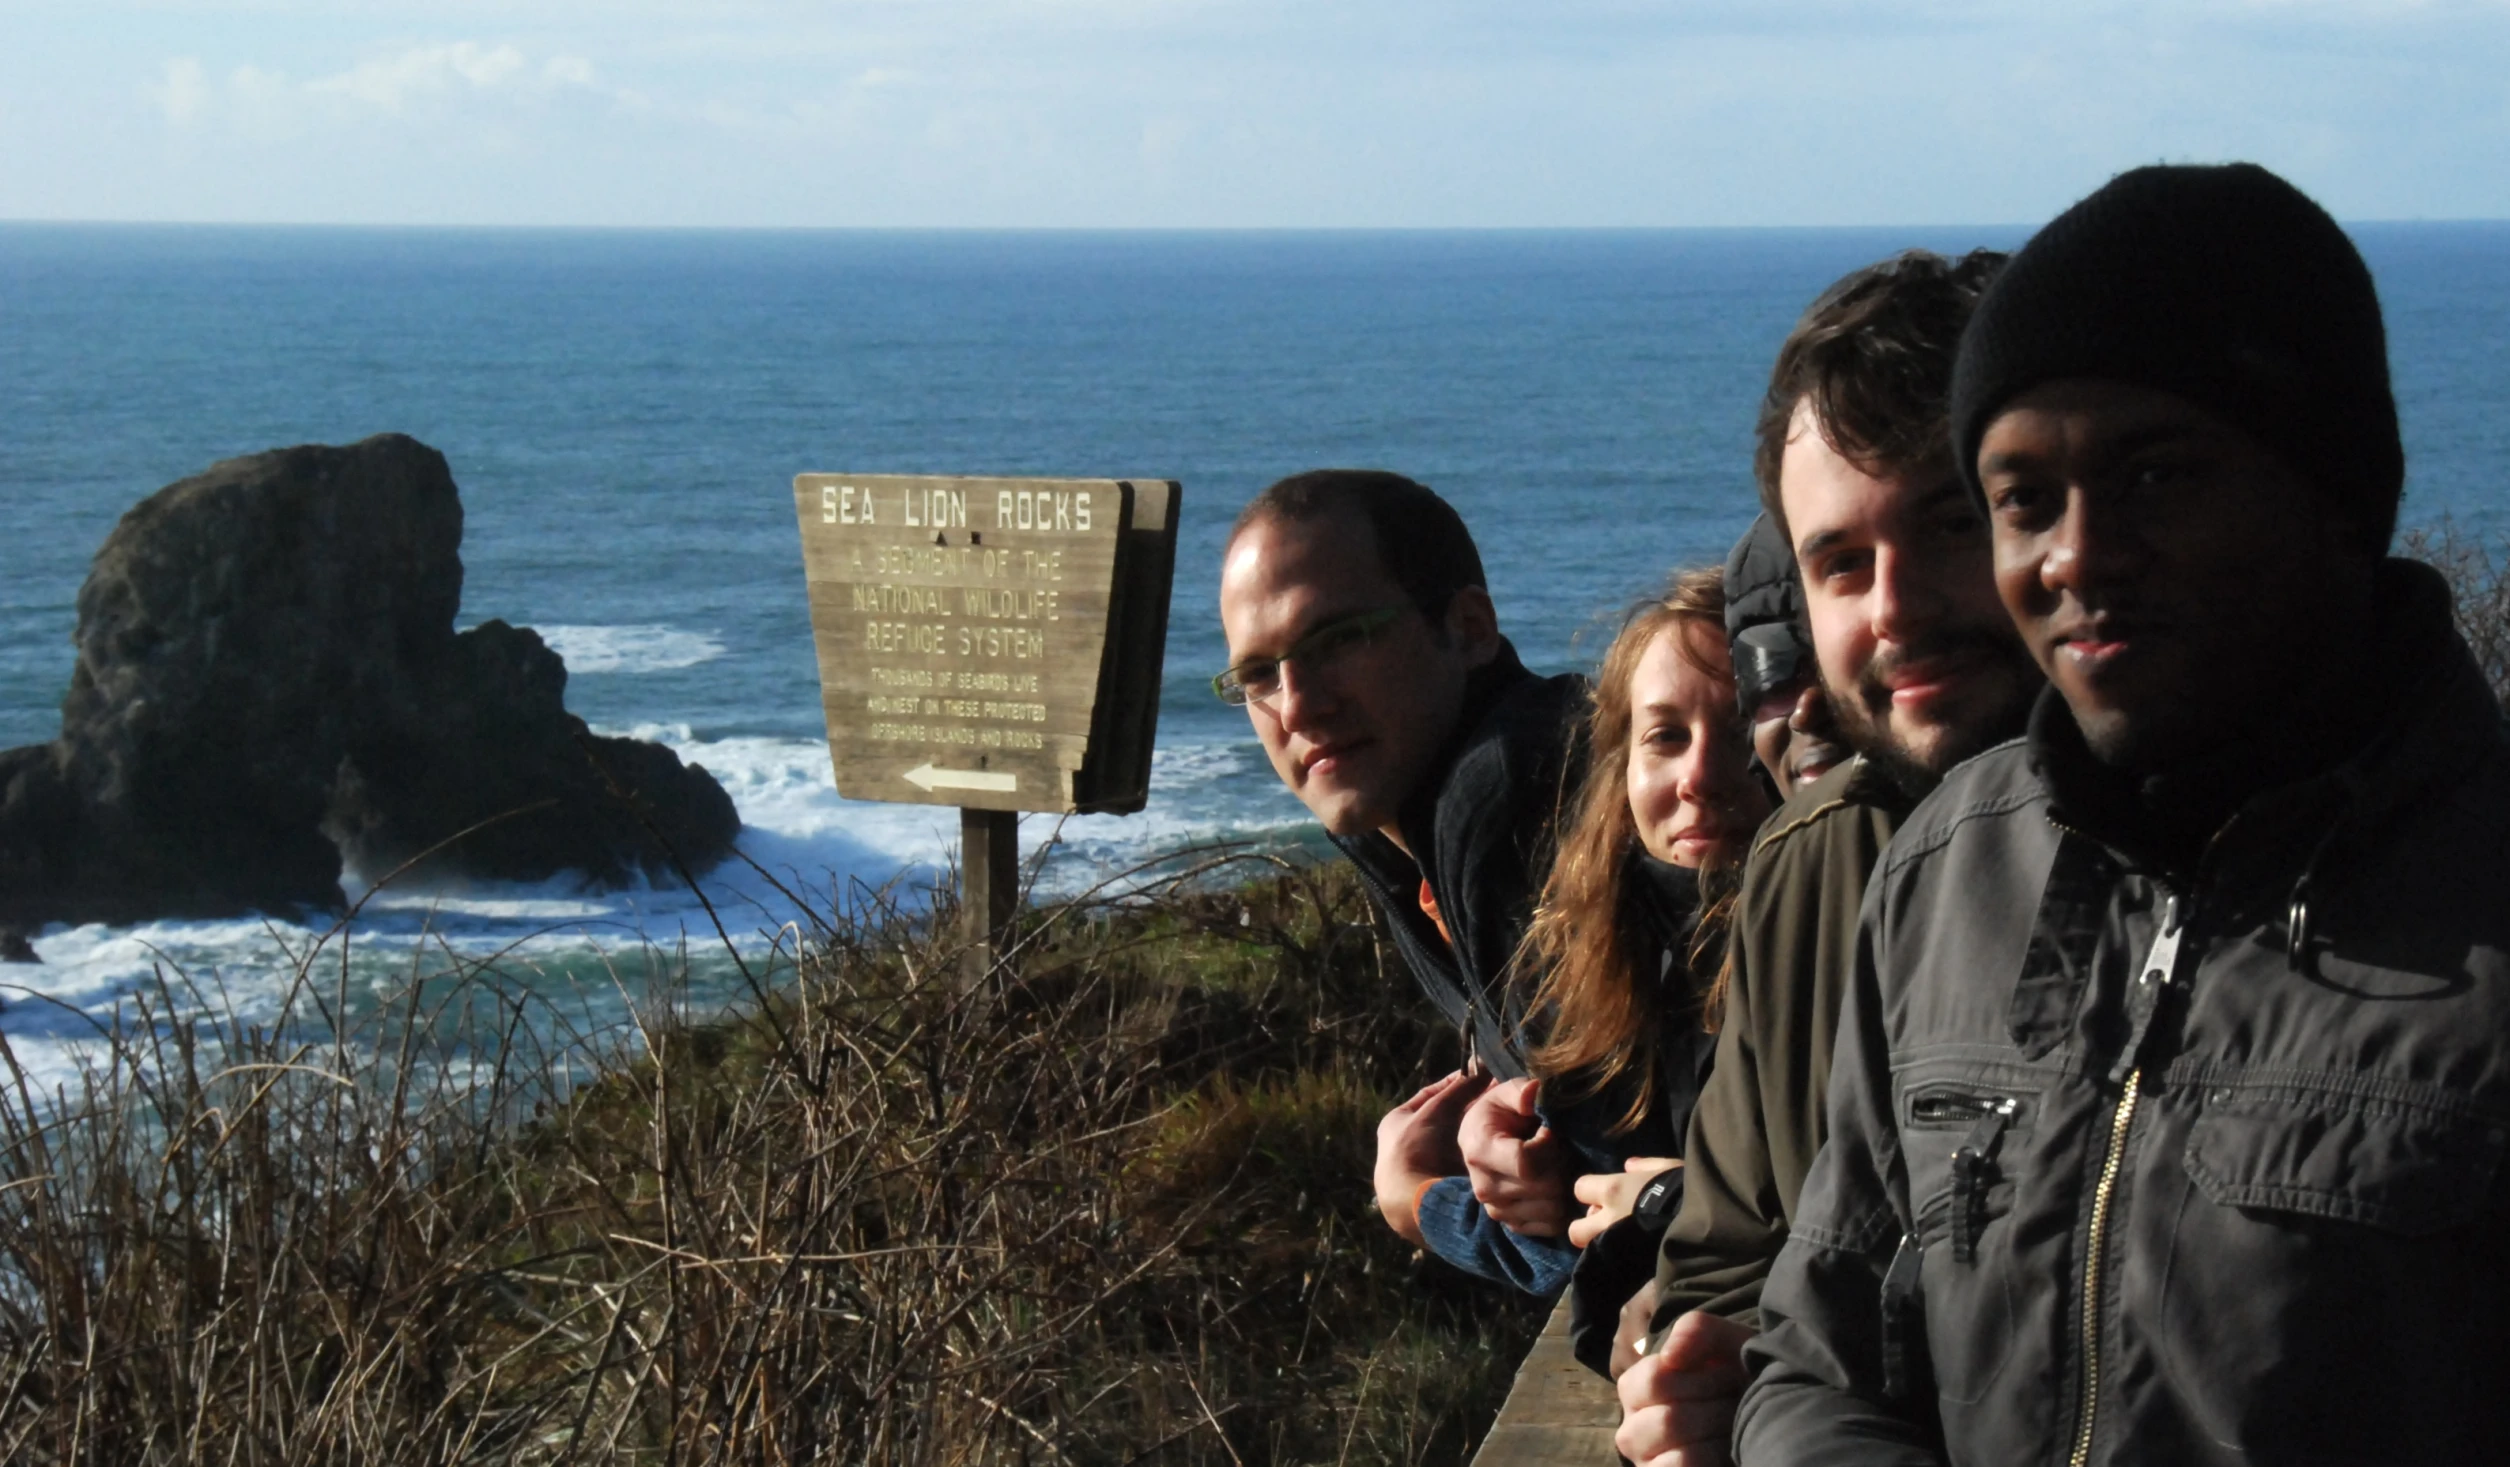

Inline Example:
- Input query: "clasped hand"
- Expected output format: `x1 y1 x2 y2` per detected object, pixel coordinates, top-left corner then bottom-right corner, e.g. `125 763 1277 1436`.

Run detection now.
1372 1069 1490 1245
1458 1077 1576 1236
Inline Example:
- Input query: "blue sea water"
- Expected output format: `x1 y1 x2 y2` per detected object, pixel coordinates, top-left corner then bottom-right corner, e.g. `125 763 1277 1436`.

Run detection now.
2 223 2506 1083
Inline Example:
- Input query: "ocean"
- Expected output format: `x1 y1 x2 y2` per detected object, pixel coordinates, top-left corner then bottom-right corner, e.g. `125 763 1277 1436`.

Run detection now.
3 223 2506 1086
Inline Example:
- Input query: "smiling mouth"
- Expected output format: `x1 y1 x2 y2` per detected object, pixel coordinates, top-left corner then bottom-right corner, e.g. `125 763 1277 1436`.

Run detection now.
1882 650 1983 707
2051 619 2157 672
1667 820 1731 853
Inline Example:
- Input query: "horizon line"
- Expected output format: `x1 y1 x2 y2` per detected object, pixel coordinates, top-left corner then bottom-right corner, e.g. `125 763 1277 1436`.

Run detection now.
6 215 2508 234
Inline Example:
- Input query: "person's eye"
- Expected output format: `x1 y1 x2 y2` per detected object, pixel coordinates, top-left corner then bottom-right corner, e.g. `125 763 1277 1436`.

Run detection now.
1813 549 1871 587
1988 480 2055 528
1237 659 1281 690
2127 455 2206 491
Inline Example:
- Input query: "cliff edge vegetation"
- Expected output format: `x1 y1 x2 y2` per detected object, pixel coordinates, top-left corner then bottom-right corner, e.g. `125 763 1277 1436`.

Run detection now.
0 855 1545 1465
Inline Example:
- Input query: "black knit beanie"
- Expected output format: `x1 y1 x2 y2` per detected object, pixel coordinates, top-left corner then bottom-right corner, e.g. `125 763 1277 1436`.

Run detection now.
1723 511 1811 714
1950 162 2402 554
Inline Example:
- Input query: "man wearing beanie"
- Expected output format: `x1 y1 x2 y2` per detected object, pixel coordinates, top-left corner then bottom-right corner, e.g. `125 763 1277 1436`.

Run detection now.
1723 512 1850 796
1737 162 2510 1465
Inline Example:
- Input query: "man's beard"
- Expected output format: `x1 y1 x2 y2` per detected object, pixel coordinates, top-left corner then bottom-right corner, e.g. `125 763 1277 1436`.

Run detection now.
1824 629 2039 800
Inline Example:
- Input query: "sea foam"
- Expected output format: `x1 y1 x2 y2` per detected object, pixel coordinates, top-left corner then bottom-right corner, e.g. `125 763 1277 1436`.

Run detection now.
529 624 726 675
0 723 1316 1095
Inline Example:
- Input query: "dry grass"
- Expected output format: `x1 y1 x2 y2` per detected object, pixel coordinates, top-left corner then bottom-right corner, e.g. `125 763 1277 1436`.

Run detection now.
0 856 1545 1465
2403 515 2510 710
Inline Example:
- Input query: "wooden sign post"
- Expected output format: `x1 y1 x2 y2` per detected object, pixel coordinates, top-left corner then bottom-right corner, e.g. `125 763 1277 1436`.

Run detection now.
793 474 1179 977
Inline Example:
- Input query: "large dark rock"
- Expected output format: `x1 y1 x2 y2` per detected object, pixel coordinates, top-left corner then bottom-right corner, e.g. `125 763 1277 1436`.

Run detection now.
0 435 739 926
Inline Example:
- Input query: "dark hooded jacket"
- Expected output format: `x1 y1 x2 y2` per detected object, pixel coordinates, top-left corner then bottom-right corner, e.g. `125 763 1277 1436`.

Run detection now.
1739 561 2510 1465
1560 853 1723 1372
1331 639 1585 1079
1413 851 1720 1307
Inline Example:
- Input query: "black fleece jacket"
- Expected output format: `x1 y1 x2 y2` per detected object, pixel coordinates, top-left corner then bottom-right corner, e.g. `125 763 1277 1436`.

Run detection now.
1330 639 1586 1079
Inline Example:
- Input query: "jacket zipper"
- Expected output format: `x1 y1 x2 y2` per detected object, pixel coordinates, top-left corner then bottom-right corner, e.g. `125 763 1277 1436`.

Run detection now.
1880 1094 2019 1397
2068 893 2185 1467
1948 1098 2017 1264
1909 1091 2014 1126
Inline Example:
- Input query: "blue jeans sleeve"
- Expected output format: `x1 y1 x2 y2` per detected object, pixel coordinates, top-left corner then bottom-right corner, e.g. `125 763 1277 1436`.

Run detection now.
1415 1175 1578 1296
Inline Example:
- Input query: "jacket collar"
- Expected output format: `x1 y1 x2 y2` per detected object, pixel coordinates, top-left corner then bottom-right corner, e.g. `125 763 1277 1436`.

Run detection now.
1386 637 1538 862
1628 850 1702 958
2007 558 2500 1056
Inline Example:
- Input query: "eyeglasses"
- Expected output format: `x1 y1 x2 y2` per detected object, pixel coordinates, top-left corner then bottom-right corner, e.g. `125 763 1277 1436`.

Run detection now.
1212 605 1409 707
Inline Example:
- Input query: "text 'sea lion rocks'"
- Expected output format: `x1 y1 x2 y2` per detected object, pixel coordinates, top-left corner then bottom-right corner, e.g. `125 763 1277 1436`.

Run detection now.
793 474 1177 815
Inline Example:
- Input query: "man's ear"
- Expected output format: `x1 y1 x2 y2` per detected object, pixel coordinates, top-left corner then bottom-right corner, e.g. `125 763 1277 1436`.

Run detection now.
2296 477 2386 593
1444 585 1502 668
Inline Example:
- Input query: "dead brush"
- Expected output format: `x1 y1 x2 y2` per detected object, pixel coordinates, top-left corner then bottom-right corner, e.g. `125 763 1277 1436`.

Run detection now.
2403 514 2510 710
0 853 1544 1465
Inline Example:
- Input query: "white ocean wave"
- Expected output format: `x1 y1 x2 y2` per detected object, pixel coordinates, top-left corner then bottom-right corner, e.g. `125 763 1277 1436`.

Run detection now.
530 624 726 675
609 723 1312 880
0 728 1314 1095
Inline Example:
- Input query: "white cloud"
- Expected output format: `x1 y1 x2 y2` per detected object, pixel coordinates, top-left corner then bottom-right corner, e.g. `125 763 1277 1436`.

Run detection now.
224 63 298 138
69 1 2510 225
148 57 211 125
140 41 637 136
308 42 528 113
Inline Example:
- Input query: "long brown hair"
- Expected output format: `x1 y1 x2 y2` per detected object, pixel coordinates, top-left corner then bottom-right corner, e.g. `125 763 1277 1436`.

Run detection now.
1522 567 1740 1134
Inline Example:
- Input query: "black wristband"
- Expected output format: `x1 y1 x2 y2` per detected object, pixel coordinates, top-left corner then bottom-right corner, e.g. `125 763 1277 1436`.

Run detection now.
1630 1166 1684 1231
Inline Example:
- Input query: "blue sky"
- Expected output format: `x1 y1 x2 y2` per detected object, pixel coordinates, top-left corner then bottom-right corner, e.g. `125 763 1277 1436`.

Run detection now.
3 0 2506 226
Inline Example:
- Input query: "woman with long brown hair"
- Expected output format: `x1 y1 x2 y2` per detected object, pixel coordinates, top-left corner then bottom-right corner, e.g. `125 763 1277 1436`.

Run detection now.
1450 566 1771 1368
1525 567 1766 1135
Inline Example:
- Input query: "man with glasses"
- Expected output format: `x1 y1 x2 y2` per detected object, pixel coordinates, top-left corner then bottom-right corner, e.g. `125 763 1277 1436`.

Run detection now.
1216 469 1587 1283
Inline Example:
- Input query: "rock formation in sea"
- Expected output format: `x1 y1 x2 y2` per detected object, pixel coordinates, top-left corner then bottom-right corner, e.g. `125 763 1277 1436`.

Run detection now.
0 434 740 927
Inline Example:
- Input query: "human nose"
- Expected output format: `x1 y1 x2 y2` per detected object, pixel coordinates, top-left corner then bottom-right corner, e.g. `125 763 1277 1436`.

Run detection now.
1673 744 1709 804
2039 487 2147 599
1696 728 1757 808
1677 727 1744 806
1786 684 1826 734
1869 540 1947 643
1267 654 1336 728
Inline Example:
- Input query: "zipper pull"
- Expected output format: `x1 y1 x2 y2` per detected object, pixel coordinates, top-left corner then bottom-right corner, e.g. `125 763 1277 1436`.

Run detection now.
1949 1098 2018 1264
1880 1231 1925 1401
2108 893 2187 1086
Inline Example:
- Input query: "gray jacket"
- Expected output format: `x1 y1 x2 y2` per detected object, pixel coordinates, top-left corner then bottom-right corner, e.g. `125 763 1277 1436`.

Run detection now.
1740 562 2510 1466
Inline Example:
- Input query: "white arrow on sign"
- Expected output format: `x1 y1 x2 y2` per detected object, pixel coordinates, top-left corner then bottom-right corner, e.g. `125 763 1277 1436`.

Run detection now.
904 762 1018 794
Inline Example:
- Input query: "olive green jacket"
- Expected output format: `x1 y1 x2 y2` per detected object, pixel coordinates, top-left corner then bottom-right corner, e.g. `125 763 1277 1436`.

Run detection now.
1649 755 1912 1330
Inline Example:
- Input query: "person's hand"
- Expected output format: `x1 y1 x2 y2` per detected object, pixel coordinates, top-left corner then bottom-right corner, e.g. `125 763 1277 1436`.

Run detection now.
1458 1077 1573 1236
1372 1070 1490 1245
1569 1156 1682 1248
1610 1279 1662 1380
1614 1309 1757 1467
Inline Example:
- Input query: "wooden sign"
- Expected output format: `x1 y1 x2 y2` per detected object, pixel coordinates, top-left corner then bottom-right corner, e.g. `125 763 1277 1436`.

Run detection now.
793 474 1178 816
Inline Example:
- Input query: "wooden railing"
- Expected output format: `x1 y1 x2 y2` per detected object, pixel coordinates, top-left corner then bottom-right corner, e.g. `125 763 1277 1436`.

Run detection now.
1468 1298 1621 1465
